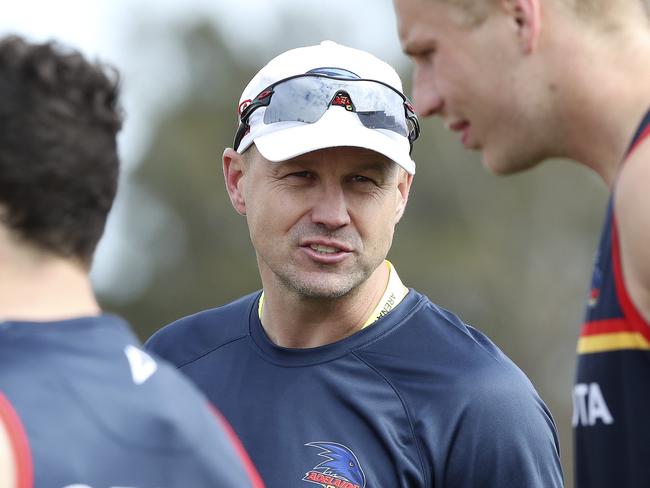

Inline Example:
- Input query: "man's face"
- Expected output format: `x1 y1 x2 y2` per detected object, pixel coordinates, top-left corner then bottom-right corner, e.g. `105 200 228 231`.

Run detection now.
394 0 548 174
230 146 411 300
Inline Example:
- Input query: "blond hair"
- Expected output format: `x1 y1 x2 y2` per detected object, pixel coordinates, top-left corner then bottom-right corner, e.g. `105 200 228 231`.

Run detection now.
440 0 649 28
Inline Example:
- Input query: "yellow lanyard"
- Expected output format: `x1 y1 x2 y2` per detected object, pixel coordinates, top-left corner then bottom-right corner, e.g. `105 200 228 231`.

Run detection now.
257 260 408 329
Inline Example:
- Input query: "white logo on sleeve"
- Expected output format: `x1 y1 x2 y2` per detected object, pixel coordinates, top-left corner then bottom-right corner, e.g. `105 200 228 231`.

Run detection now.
572 382 614 427
124 345 158 385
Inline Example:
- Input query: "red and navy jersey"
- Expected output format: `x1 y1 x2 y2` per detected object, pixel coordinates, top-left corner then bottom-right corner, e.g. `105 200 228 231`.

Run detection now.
147 289 563 487
0 314 263 488
574 110 650 488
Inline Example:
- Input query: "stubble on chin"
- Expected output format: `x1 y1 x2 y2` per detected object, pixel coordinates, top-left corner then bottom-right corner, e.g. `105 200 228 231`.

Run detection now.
276 262 369 300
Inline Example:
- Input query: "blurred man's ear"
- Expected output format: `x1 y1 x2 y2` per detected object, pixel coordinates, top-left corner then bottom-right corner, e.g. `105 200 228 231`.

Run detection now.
223 148 247 216
501 0 541 54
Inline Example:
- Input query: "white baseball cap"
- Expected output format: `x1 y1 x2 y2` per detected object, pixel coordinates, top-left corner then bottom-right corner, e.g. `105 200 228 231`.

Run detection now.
234 41 417 174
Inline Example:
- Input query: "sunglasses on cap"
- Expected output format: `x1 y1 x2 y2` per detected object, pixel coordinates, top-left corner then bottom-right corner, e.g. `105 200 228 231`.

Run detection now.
234 73 420 154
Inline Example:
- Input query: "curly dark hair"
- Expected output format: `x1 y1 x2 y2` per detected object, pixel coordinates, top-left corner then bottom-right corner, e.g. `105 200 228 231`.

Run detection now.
0 35 123 267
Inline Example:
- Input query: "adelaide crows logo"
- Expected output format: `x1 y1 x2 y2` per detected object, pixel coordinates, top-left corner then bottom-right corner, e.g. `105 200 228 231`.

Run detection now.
588 251 603 308
302 441 366 488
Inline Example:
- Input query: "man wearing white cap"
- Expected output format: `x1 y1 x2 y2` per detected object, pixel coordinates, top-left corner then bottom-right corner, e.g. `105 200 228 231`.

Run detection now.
146 41 563 487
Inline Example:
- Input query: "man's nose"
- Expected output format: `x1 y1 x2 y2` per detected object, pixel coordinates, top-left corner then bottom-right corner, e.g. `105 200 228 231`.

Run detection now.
310 185 351 230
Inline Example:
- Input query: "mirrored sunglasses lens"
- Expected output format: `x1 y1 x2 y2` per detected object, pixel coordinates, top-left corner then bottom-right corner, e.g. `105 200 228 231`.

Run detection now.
357 112 406 135
344 82 407 135
263 77 328 124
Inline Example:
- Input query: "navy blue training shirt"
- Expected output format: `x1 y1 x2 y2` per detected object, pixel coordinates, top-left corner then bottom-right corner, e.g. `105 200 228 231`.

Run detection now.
147 289 563 487
0 314 263 488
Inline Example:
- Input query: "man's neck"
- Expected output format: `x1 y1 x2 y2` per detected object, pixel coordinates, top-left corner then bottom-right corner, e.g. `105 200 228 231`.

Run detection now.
259 263 390 348
0 237 100 323
547 19 650 187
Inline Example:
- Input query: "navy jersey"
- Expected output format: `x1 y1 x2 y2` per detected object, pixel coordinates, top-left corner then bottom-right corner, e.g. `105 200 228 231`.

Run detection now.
574 110 650 487
0 314 263 488
147 289 563 487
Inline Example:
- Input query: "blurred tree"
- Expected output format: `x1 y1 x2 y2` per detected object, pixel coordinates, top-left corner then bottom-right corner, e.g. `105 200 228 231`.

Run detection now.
104 23 260 332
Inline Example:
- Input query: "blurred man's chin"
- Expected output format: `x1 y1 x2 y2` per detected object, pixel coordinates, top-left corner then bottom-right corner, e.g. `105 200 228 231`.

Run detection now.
481 151 540 176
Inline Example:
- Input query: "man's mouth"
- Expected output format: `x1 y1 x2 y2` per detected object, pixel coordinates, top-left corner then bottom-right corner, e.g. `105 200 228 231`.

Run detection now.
309 244 340 254
448 120 474 148
299 239 353 264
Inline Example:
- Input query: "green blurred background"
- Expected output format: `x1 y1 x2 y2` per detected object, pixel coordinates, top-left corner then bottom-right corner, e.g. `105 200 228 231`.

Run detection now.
2 2 610 485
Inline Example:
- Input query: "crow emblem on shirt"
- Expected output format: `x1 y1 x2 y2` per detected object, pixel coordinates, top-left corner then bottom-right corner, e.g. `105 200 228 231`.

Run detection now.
302 441 366 488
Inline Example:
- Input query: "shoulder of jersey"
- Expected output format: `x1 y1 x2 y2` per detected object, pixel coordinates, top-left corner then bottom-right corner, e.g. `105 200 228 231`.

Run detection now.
358 297 532 393
145 292 258 366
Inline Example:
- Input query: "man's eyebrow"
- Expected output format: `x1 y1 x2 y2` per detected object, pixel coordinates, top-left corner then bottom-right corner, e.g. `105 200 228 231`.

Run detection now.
352 158 397 176
403 41 432 57
401 30 437 55
401 44 419 57
271 160 306 172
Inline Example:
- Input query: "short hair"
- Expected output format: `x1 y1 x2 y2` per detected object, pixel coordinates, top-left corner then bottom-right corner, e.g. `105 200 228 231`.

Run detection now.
0 35 122 266
443 0 647 26
435 0 498 26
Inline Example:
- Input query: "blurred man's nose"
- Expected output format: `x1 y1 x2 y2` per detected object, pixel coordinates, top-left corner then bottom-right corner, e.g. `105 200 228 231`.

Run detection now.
413 66 443 117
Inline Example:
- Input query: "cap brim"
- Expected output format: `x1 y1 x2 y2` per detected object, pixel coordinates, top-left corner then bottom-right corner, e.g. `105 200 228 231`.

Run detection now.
252 110 415 175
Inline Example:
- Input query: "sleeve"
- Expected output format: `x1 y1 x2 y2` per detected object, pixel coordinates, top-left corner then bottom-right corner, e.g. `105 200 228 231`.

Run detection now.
144 324 175 360
0 392 33 488
441 375 564 488
144 320 193 368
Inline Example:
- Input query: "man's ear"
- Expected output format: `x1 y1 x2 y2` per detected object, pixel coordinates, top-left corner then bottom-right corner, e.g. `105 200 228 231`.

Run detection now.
395 170 413 224
223 148 247 216
501 0 541 54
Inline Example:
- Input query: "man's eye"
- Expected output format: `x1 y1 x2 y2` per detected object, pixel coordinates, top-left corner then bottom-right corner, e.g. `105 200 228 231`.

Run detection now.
288 171 313 179
351 175 375 184
413 48 435 65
